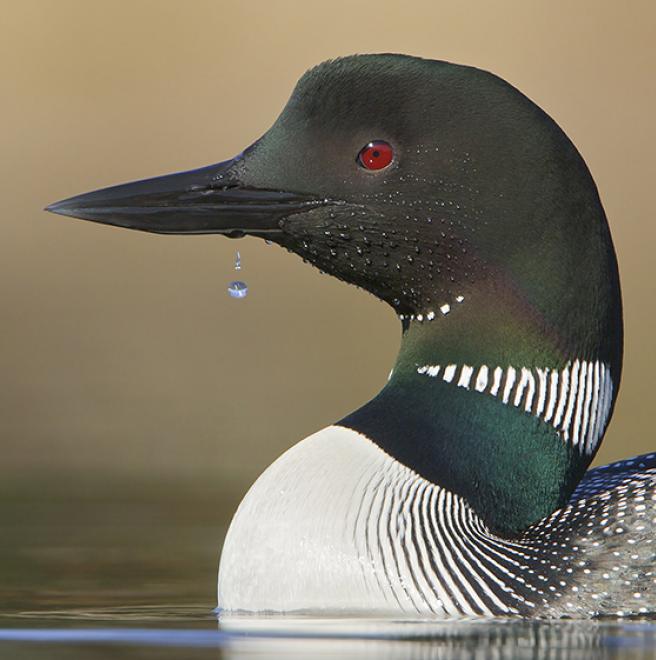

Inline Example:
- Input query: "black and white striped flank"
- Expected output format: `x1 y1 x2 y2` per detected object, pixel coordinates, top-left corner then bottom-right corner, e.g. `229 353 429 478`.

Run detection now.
352 443 656 618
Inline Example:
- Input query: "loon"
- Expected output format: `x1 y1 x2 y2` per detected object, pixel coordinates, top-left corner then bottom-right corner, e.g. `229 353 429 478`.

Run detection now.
47 54 655 619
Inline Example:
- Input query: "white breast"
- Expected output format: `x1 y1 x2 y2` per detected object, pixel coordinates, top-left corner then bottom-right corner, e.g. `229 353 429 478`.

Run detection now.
218 425 423 617
217 425 533 619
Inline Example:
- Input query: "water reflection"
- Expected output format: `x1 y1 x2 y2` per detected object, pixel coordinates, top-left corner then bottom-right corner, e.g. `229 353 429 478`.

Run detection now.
219 618 656 659
0 611 655 659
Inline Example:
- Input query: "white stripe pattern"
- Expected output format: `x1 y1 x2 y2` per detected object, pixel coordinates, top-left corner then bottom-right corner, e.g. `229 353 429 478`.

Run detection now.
351 444 540 617
416 360 613 455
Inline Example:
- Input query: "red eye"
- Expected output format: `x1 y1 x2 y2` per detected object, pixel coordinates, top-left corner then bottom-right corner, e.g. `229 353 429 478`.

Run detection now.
357 140 394 170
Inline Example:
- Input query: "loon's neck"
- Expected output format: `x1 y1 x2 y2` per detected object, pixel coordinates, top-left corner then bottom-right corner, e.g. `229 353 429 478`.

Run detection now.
341 279 621 536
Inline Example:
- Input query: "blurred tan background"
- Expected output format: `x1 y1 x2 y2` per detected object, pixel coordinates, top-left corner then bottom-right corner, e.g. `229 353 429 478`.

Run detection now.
0 0 655 610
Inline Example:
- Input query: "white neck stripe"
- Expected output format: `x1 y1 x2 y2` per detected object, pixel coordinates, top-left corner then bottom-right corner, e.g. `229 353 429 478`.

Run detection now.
416 360 613 455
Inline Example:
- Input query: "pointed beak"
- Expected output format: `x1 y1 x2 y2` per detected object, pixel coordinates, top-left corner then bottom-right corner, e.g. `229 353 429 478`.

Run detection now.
45 156 323 239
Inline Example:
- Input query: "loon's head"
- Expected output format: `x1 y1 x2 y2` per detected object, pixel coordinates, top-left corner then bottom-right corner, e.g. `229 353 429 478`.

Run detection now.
48 55 622 535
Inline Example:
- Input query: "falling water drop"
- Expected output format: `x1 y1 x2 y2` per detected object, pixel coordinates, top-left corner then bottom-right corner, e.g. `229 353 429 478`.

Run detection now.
228 250 247 298
228 281 248 299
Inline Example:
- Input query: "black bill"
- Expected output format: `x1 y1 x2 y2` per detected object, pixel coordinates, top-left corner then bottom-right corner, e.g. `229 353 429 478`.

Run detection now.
45 157 324 239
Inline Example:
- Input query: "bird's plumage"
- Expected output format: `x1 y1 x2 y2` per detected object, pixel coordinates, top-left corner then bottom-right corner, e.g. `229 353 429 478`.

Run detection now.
48 54 651 619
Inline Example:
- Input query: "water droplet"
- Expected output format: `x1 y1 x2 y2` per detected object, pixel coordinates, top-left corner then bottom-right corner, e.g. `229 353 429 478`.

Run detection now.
228 281 248 299
234 250 242 270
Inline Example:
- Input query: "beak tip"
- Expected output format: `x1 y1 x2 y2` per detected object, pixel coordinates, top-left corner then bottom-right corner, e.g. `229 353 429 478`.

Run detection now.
45 200 69 216
45 198 87 220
